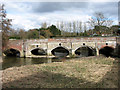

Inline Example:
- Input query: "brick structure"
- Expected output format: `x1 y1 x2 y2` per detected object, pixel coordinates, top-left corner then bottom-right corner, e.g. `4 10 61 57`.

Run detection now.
3 37 117 57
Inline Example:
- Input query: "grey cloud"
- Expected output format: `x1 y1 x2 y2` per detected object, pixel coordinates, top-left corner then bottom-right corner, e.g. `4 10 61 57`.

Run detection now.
33 3 65 13
89 2 118 17
7 2 118 18
29 2 118 19
31 2 89 13
118 1 120 21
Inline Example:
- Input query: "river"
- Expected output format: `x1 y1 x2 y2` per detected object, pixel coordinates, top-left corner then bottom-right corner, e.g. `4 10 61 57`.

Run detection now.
2 56 74 70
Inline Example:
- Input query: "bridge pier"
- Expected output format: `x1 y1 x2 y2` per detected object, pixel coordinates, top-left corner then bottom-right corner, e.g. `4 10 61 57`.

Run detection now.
72 50 76 56
20 51 24 57
47 50 52 56
96 48 99 56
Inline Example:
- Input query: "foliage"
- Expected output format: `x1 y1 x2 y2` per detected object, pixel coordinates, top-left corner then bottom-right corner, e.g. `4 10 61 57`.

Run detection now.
40 29 52 38
110 25 119 35
48 25 61 36
27 29 39 39
18 29 26 39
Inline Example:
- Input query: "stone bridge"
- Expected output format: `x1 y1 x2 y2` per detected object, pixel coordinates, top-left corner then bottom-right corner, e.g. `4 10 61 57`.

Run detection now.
3 37 118 57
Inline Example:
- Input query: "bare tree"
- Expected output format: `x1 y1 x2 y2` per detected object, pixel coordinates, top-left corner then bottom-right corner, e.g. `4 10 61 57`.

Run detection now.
88 12 113 27
0 4 12 48
84 22 87 31
69 22 72 36
104 20 113 27
83 22 87 36
73 21 76 36
18 29 26 39
64 22 69 36
8 28 18 38
88 12 106 26
56 21 60 29
41 22 47 28
87 12 113 35
78 21 82 36
60 21 64 36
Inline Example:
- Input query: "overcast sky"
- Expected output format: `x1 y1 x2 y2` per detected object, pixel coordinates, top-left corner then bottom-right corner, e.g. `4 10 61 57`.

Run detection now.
3 1 119 30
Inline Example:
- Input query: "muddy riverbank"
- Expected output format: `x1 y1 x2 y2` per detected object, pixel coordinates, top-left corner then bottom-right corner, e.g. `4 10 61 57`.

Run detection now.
2 56 119 88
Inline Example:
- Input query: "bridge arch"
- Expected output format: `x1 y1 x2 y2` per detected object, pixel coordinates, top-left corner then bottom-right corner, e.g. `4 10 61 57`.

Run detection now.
51 46 69 57
99 46 114 57
30 48 47 55
75 46 96 57
3 48 21 57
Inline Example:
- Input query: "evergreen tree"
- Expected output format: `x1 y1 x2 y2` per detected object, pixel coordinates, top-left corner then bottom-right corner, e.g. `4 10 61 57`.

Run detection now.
48 25 61 36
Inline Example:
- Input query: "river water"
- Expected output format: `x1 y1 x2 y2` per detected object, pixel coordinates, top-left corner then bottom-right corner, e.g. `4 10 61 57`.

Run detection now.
2 57 74 70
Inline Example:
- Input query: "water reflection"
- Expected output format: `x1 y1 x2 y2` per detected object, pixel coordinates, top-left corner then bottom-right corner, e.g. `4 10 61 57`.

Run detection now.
2 57 71 70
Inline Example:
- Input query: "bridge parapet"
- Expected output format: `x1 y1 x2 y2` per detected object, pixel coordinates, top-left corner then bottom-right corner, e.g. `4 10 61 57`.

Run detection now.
25 37 116 43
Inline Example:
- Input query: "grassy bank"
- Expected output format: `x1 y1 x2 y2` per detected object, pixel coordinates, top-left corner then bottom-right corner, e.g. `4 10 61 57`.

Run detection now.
2 56 119 88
